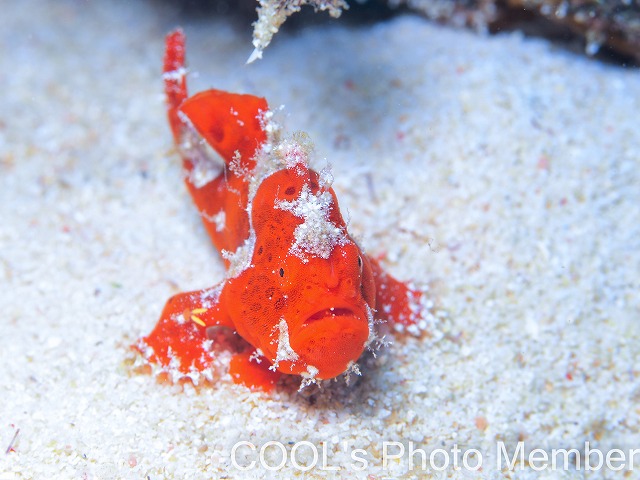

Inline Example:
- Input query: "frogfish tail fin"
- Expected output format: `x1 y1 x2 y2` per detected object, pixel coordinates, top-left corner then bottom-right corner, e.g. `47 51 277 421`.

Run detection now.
179 90 269 170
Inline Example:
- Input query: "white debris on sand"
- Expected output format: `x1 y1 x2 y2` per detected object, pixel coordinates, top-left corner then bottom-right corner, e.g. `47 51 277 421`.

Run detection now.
1 1 639 479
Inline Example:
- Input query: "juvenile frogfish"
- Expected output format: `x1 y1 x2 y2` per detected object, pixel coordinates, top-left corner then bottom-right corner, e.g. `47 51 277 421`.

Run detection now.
135 29 429 391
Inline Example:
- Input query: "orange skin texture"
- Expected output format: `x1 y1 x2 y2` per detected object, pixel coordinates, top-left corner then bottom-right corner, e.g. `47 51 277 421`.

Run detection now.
136 30 423 391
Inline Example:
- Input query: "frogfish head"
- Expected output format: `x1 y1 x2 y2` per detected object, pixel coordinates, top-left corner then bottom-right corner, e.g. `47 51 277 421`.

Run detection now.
230 166 377 380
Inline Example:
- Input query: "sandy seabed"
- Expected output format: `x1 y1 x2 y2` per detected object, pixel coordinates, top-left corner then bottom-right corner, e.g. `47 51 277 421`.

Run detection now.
1 1 639 479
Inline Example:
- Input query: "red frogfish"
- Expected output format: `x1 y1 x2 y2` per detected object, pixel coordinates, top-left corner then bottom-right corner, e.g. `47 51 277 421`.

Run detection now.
134 29 430 391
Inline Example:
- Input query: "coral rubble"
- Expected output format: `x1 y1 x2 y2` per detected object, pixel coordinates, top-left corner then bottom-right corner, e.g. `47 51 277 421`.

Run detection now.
249 0 348 62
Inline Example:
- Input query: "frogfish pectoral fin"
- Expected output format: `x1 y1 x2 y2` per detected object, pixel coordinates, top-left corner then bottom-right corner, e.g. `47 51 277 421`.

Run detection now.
134 287 233 377
229 351 282 392
369 257 425 327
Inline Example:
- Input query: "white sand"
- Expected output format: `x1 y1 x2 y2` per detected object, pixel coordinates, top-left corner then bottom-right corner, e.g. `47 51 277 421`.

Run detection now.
1 1 639 478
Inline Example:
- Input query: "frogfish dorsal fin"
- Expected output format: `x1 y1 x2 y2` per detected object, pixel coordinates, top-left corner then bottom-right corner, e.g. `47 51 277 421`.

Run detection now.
180 90 268 167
